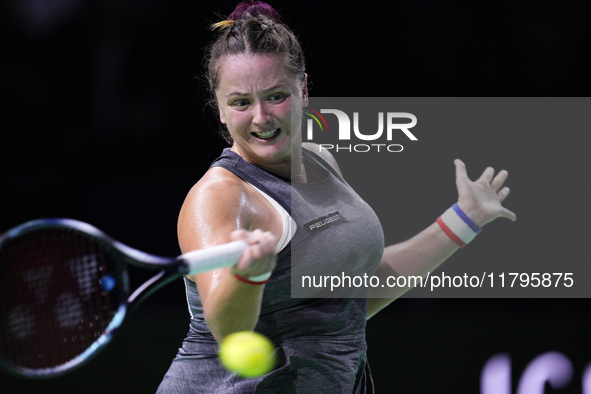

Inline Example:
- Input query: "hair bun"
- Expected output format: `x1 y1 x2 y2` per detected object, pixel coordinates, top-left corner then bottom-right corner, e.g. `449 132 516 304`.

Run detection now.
228 1 281 22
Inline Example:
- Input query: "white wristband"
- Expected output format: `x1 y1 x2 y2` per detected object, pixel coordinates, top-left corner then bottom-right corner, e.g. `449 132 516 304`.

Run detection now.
246 272 272 282
436 203 482 248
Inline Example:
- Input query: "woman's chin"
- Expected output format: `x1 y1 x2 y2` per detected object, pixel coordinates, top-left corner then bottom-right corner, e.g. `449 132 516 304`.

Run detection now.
252 132 291 157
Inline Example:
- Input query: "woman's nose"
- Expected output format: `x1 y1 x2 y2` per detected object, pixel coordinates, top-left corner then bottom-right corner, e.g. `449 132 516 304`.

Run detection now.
252 102 272 126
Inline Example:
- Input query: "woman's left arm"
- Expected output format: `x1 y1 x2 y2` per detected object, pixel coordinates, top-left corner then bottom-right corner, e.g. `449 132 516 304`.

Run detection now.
366 159 516 319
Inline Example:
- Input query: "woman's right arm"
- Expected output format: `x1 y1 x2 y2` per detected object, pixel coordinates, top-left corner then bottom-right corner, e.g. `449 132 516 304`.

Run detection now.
178 169 277 343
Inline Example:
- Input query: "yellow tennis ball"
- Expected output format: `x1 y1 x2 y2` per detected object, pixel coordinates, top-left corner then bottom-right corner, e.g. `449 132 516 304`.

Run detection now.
219 331 276 378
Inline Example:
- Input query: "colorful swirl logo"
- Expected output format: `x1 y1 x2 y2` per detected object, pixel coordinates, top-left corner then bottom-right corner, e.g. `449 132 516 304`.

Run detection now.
303 109 329 132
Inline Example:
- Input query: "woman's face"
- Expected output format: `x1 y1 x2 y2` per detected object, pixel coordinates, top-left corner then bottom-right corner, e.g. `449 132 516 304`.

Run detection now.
215 54 306 171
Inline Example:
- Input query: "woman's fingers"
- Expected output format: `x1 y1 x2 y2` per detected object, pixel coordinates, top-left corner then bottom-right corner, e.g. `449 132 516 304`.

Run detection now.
497 186 510 202
455 159 516 226
477 166 495 184
454 159 468 180
490 169 509 192
499 205 517 222
231 229 277 274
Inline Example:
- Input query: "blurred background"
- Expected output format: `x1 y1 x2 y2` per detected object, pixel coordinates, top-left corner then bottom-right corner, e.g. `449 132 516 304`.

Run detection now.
1 0 590 392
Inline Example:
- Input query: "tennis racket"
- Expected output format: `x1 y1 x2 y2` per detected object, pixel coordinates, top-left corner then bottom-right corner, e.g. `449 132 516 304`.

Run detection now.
0 218 247 378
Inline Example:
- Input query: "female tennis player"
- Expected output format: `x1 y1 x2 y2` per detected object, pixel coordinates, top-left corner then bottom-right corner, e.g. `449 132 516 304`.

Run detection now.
156 2 516 393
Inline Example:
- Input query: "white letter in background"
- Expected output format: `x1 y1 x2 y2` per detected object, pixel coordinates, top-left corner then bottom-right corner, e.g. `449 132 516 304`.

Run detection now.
321 109 351 140
353 112 383 141
387 112 417 141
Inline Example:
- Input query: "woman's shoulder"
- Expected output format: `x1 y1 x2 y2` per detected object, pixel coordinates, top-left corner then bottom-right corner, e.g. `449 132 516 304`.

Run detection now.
178 165 283 254
177 167 253 249
182 167 249 217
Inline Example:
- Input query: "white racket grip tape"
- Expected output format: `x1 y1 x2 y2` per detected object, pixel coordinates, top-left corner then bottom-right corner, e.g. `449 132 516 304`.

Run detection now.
182 240 249 275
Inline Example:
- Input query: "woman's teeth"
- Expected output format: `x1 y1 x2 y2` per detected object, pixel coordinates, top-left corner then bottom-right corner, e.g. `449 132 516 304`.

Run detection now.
253 129 280 140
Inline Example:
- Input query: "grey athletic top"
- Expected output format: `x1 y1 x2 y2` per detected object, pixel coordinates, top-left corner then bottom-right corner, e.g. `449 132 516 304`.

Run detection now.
157 148 384 393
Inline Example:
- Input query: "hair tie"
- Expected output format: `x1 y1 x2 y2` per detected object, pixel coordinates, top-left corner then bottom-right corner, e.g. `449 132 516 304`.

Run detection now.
228 1 281 22
211 20 236 31
234 272 272 285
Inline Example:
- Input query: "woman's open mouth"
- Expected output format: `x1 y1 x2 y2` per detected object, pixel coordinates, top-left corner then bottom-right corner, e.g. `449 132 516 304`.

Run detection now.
252 128 281 140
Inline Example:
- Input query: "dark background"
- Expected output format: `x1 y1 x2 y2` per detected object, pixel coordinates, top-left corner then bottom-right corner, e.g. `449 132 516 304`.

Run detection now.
1 0 590 393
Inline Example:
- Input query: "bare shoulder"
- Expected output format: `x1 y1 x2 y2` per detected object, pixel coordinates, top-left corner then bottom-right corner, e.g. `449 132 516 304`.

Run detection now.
184 167 247 207
302 142 343 177
178 167 252 253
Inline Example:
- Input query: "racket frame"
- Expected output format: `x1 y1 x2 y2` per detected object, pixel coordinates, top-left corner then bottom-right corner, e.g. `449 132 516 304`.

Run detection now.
0 218 247 378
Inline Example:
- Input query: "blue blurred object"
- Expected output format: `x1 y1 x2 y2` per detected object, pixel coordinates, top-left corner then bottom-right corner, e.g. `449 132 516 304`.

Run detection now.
100 275 116 292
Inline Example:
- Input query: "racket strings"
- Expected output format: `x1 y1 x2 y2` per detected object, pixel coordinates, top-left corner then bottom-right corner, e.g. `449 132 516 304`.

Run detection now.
0 228 126 371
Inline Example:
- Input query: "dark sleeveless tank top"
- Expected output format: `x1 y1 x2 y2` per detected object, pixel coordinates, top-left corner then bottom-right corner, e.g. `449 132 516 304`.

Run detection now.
157 148 384 394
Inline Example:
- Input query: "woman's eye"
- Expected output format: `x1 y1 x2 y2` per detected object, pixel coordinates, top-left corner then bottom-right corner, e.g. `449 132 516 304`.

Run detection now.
232 99 249 108
268 93 287 102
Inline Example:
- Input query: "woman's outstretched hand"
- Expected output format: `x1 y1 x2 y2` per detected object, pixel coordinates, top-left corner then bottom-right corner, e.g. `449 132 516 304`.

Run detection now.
454 159 517 227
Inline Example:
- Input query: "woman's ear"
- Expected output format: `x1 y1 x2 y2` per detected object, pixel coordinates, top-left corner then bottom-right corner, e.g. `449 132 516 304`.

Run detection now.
302 73 309 107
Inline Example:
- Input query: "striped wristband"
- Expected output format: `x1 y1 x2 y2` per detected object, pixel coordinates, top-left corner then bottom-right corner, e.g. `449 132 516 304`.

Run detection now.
234 272 272 285
436 203 482 248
